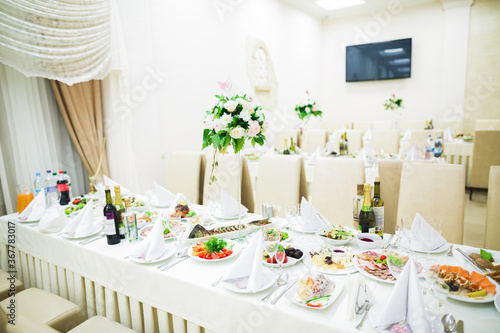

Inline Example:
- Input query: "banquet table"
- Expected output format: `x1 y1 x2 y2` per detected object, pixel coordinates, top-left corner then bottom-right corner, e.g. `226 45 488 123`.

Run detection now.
1 213 499 333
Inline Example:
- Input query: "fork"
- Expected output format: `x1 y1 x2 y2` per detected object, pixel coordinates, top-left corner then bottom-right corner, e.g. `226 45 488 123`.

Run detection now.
157 248 188 269
447 244 454 257
356 303 373 330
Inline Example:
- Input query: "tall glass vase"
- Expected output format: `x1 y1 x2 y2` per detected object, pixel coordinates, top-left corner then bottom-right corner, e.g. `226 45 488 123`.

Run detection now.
236 151 246 244
393 108 403 131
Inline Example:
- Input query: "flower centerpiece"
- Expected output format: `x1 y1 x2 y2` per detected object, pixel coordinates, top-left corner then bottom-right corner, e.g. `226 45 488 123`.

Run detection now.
295 91 323 121
202 94 267 184
383 93 403 111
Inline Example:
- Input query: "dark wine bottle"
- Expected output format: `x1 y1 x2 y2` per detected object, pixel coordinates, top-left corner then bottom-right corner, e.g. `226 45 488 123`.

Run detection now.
103 185 120 245
114 185 125 239
358 183 375 233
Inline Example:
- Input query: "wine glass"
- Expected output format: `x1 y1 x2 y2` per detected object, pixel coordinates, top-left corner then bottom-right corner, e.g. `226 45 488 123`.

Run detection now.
275 244 286 273
387 251 407 280
433 283 450 315
420 258 439 296
285 203 299 232
262 227 280 270
169 219 186 254
394 224 402 250
400 217 416 258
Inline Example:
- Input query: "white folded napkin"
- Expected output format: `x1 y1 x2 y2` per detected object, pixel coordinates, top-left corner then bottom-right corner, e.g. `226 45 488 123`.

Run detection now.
325 130 340 155
306 147 321 165
103 175 130 195
128 217 166 261
406 144 423 160
300 197 324 232
401 128 412 142
443 127 454 142
18 191 46 221
154 182 175 206
370 258 428 332
61 202 96 237
363 129 372 144
222 231 263 292
219 189 248 218
410 213 446 251
38 206 67 233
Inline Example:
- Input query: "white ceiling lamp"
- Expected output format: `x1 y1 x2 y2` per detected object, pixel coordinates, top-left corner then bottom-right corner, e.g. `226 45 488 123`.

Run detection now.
315 0 366 11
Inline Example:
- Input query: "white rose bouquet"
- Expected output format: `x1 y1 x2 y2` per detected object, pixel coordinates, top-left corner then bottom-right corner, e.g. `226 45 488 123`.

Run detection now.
295 91 322 120
202 94 267 183
383 93 403 111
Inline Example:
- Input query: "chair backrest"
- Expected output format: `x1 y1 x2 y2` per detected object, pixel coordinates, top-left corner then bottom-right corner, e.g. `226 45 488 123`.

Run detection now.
397 162 465 244
254 155 307 217
311 158 365 228
485 166 500 250
406 120 426 131
371 130 400 154
352 121 372 134
301 129 327 153
372 120 393 130
274 129 300 150
346 129 363 154
409 129 443 154
434 119 463 135
469 130 500 189
322 121 341 134
202 153 255 213
166 151 206 204
474 119 500 131
378 159 404 235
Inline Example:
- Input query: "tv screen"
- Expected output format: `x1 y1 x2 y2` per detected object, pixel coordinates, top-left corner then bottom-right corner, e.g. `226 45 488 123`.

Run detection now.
346 38 412 82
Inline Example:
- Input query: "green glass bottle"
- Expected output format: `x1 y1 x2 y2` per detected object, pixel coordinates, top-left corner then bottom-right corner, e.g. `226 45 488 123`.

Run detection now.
358 183 375 233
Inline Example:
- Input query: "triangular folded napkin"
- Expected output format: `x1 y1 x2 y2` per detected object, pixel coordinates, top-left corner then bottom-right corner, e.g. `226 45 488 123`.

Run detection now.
154 182 175 206
410 213 446 251
306 147 321 165
218 189 248 218
300 197 325 232
38 206 67 233
128 217 167 261
222 231 263 292
61 202 96 237
18 191 46 221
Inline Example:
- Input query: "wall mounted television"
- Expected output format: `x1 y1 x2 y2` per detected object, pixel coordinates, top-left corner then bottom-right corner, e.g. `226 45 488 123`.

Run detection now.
346 38 412 82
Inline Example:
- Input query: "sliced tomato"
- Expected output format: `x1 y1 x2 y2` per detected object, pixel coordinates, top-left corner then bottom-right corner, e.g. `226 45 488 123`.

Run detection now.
211 253 220 260
379 255 387 261
198 251 207 258
222 248 232 256
306 302 322 308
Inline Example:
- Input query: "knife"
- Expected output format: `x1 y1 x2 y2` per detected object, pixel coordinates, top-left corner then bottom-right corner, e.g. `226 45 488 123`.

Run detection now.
456 248 485 273
271 279 298 305
382 234 395 249
161 256 189 271
457 320 464 333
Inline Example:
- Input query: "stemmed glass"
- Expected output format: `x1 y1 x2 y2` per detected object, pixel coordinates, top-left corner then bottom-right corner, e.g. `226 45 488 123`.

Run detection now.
387 251 407 280
285 203 299 232
433 283 450 315
262 227 280 271
400 217 416 258
420 259 439 296
169 219 186 254
275 244 286 273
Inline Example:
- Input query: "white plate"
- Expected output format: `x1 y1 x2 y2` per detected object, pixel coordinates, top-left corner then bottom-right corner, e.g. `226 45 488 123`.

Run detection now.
290 224 318 234
411 242 449 254
464 249 499 266
189 240 241 262
221 268 275 294
14 217 40 223
185 220 276 243
213 212 248 220
60 225 103 240
316 226 358 246
495 294 500 313
369 306 444 332
131 206 147 212
138 223 189 240
129 246 175 264
263 246 304 268
445 275 497 304
303 251 357 275
285 276 344 310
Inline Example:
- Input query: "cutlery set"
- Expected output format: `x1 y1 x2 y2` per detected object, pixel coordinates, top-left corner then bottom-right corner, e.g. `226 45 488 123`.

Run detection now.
157 248 189 271
354 284 372 330
79 233 104 245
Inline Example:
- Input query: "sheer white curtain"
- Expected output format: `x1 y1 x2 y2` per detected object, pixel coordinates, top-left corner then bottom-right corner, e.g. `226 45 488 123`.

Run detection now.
0 64 87 213
0 0 111 85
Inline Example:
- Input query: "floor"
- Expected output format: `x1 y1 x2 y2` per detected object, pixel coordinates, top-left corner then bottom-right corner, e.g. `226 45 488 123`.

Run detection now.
463 189 488 248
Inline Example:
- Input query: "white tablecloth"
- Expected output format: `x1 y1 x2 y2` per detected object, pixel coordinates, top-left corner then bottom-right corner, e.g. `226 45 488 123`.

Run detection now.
1 213 499 332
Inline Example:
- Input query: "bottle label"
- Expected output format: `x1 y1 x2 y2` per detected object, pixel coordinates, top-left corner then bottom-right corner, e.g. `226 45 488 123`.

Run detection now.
57 183 69 192
47 185 57 193
104 213 116 235
372 207 384 235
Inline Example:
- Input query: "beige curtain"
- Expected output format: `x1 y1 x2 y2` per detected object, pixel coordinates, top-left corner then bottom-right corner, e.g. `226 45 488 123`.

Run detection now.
50 80 110 178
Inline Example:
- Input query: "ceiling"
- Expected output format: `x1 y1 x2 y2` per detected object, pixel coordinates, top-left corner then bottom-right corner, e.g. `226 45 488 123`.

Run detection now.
279 0 439 20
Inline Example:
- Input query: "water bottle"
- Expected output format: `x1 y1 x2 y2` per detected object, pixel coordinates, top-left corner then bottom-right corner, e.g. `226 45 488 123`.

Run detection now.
57 171 70 205
63 171 72 198
434 136 443 158
33 173 45 195
425 135 434 160
45 170 58 201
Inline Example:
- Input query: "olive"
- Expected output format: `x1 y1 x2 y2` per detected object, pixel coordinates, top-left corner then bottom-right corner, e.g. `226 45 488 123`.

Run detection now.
451 285 459 292
446 282 454 288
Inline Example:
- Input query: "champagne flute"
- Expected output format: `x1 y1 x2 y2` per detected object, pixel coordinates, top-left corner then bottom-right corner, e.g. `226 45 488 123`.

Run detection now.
400 217 416 258
433 283 450 315
285 203 299 232
275 244 286 273
262 227 280 271
421 259 439 296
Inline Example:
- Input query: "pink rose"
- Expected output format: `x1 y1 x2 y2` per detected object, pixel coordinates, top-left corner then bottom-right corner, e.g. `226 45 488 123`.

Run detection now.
247 120 261 137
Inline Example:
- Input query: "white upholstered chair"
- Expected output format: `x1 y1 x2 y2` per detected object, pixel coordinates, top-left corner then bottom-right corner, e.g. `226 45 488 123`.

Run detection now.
274 129 300 150
378 160 404 235
346 129 363 154
397 162 465 244
372 120 393 130
352 121 372 135
254 155 307 217
371 130 400 154
408 129 443 154
0 270 23 302
434 119 463 135
322 121 341 133
474 119 500 130
485 166 500 250
405 120 426 131
469 130 500 199
166 151 206 204
301 129 328 153
311 158 365 228
202 153 255 213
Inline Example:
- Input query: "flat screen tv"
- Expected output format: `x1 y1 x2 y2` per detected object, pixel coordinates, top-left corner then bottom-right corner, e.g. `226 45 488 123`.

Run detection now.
346 38 412 82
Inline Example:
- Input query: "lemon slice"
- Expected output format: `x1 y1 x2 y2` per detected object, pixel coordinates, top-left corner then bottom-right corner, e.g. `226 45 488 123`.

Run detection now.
467 289 487 297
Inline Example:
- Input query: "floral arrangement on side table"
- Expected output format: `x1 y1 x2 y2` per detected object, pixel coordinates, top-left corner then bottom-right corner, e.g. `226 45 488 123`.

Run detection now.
383 93 404 111
295 91 322 120
202 94 267 183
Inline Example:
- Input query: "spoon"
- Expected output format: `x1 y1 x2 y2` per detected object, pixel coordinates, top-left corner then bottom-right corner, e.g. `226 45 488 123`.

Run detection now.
261 273 289 302
441 314 457 332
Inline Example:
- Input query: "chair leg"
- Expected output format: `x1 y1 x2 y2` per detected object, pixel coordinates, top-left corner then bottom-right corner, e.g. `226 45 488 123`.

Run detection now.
469 188 473 200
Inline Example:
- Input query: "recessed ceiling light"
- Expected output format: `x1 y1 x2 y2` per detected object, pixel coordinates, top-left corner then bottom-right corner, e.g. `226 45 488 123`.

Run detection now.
315 0 366 11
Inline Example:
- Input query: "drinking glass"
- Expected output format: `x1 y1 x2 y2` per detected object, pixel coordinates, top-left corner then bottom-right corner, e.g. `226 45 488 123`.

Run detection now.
433 283 450 315
394 225 402 250
400 217 416 258
275 244 286 273
262 227 280 269
284 203 299 232
169 219 186 253
16 185 33 214
420 259 439 296
387 251 407 280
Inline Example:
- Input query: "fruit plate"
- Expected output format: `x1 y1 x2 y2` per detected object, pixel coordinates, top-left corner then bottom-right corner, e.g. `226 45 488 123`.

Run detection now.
263 246 304 268
285 276 344 310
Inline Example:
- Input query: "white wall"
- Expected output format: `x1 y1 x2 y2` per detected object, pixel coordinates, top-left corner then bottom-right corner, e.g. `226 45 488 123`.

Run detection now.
319 1 448 128
116 0 323 192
